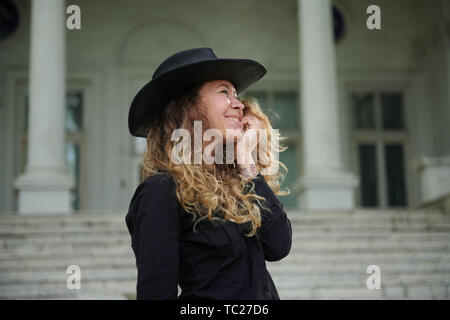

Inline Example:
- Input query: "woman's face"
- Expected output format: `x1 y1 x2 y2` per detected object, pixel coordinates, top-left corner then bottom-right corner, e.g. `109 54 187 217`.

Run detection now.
197 80 244 142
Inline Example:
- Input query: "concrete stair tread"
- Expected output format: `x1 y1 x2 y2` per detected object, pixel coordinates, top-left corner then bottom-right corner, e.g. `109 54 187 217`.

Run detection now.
0 257 135 271
0 280 137 299
0 248 135 260
2 231 450 242
2 225 450 238
1 262 450 284
2 253 450 271
1 236 448 248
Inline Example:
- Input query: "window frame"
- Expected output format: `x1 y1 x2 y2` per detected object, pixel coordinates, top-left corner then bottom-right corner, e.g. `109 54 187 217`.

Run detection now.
241 87 302 209
349 88 412 209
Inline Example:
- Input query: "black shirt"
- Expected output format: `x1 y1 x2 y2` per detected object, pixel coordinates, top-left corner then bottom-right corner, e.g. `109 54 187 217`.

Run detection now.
125 172 292 300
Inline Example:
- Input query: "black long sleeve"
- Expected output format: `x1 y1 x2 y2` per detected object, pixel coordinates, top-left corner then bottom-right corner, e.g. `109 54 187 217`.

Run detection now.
251 174 292 262
126 175 180 300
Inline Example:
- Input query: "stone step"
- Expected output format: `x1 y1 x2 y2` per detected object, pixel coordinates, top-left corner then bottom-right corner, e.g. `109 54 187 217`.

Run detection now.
0 247 135 260
2 252 450 271
266 263 450 275
0 276 448 300
0 254 444 272
0 241 448 259
0 210 447 226
287 209 444 218
0 271 448 297
0 280 137 300
2 283 446 300
2 214 449 228
0 227 128 236
0 271 447 299
2 223 450 238
293 211 446 217
293 240 449 249
291 216 450 225
0 268 137 285
0 213 125 222
0 236 132 248
289 243 449 254
3 230 450 244
277 285 449 300
292 232 450 242
1 261 449 285
291 224 450 232
0 256 135 271
2 232 450 251
270 273 450 288
1 234 448 251
1 241 449 260
0 208 442 219
270 252 450 264
278 287 383 300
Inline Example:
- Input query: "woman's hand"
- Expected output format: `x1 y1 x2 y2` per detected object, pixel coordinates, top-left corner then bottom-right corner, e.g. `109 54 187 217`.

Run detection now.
236 114 263 178
242 114 263 131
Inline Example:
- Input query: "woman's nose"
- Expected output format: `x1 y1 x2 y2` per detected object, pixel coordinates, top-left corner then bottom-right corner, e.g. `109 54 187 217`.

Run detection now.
230 96 244 111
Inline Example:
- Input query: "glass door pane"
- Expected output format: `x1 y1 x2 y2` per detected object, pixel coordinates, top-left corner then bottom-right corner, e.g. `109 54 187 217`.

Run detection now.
352 93 375 130
357 144 379 207
384 144 407 206
66 91 84 131
381 93 404 130
65 142 81 210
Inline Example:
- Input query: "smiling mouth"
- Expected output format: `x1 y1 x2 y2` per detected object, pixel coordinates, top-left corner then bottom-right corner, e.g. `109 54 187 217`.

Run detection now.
225 117 243 127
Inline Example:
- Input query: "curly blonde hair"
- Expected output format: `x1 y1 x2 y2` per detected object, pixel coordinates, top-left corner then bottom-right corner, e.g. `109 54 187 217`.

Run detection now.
141 81 290 237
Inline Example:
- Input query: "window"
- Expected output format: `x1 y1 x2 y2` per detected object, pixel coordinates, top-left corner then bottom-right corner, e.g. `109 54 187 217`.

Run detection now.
351 90 409 208
241 90 301 209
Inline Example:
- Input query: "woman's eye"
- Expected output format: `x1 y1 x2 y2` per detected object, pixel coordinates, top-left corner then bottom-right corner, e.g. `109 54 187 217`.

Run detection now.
220 89 238 99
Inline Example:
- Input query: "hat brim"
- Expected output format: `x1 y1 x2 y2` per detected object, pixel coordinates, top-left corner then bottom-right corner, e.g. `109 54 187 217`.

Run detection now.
128 58 267 137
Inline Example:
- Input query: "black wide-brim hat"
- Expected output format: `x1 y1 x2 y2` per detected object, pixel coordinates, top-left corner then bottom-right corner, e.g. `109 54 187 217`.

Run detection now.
128 47 267 137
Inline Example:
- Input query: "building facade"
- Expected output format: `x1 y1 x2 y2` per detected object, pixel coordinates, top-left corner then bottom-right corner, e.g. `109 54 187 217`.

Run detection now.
1 0 449 214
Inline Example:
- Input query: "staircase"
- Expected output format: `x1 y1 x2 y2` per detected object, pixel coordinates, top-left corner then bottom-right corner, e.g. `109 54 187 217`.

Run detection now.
268 209 450 299
0 209 449 299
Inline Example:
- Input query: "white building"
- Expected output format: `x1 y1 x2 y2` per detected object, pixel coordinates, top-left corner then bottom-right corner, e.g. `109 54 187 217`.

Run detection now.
1 0 449 214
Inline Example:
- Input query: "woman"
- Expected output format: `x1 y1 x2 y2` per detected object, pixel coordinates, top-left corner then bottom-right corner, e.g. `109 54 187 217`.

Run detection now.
125 47 292 300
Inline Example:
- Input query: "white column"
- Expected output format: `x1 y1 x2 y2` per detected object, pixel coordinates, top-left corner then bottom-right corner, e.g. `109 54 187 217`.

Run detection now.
14 0 74 214
297 0 358 210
